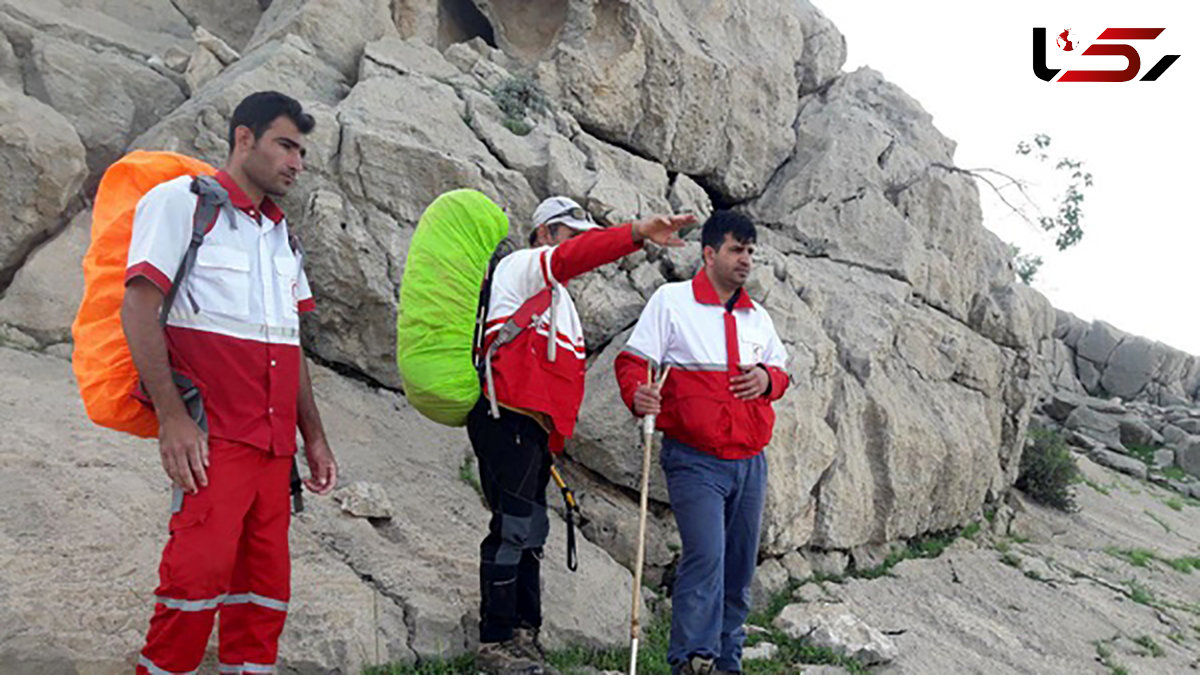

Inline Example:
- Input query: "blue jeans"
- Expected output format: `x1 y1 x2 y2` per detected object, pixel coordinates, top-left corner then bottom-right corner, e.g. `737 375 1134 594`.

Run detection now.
661 437 767 673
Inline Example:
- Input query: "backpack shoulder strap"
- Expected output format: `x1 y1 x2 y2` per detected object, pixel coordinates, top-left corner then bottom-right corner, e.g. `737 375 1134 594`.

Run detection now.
157 175 230 326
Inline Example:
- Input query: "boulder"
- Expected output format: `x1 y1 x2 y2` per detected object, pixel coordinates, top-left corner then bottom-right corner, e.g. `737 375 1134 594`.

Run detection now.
23 35 186 183
1089 448 1147 480
0 86 87 287
0 209 90 346
1064 406 1122 451
774 602 899 665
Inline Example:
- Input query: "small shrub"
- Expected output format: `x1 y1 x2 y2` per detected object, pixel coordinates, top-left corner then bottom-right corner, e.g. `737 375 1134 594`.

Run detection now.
1165 496 1184 512
492 75 547 136
961 521 982 540
1016 429 1079 511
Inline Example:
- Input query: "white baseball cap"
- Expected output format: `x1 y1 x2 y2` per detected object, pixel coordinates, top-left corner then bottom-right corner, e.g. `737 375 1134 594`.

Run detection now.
531 196 601 232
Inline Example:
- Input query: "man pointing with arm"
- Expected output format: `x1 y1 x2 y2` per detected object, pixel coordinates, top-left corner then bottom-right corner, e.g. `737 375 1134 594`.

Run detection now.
470 196 694 674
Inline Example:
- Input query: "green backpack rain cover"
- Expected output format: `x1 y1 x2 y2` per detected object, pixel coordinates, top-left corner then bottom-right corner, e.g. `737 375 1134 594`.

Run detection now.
397 189 509 426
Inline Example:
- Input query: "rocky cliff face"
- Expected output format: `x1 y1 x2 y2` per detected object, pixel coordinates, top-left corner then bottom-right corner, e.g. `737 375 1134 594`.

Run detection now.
0 0 1193 670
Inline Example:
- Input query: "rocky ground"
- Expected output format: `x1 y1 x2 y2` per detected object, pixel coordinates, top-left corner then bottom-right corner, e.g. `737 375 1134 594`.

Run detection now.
759 454 1200 674
0 345 641 673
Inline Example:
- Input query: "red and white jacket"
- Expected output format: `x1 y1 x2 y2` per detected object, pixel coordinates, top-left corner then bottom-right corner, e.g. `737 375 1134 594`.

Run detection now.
483 223 642 452
615 270 789 459
125 171 315 456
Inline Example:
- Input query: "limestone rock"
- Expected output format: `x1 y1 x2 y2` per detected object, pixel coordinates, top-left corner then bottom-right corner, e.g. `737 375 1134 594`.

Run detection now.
246 0 397 77
1101 335 1164 399
193 25 240 66
1075 321 1125 365
0 209 90 345
184 39 225 94
1178 437 1200 479
171 0 263 52
0 347 642 670
1117 416 1161 448
782 550 815 582
0 0 192 60
0 85 87 286
535 0 823 201
1064 406 1122 451
1089 448 1147 480
806 550 849 578
750 558 790 611
774 602 899 665
0 28 20 89
743 641 779 661
333 481 394 519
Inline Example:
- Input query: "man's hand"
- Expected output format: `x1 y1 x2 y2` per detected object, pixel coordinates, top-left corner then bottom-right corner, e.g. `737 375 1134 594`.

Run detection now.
159 411 208 494
632 381 663 417
303 437 338 495
730 365 770 400
632 214 696 247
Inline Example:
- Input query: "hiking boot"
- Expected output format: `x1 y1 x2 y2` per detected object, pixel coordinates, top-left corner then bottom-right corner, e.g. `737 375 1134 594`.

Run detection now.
512 627 561 675
476 640 545 674
678 655 715 675
513 626 547 661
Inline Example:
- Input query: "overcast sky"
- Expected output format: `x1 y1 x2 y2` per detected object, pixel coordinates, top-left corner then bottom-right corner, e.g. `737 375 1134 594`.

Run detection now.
814 0 1197 355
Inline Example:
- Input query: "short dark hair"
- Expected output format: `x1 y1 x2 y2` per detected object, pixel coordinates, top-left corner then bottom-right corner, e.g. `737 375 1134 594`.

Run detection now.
701 210 756 252
527 222 563 247
227 91 315 151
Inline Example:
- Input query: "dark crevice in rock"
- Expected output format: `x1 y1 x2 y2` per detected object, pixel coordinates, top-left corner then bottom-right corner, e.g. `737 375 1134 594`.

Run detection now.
0 194 87 296
308 529 420 662
584 317 638 360
307 349 400 394
167 0 198 30
575 119 659 168
862 398 897 543
438 0 497 52
558 453 672 517
877 137 896 169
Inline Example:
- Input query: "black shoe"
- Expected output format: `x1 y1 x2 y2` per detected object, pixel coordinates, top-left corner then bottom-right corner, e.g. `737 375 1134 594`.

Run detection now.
679 655 715 675
476 640 545 674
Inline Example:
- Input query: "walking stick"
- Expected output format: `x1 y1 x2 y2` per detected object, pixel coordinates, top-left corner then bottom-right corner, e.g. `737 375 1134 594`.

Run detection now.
630 363 670 675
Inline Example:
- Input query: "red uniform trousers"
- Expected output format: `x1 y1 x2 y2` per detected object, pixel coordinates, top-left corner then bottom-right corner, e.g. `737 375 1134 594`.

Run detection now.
137 439 292 674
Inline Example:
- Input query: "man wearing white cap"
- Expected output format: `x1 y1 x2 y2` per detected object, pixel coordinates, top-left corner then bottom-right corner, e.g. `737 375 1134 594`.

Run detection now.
469 196 694 674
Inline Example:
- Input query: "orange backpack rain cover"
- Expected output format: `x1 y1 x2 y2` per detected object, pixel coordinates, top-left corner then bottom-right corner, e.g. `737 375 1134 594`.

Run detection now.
71 151 216 437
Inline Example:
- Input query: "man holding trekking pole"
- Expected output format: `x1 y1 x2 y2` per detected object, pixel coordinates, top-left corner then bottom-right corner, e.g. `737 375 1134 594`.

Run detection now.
616 210 789 675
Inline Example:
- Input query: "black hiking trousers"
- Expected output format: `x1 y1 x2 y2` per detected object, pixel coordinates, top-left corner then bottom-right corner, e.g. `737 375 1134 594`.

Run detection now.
466 396 552 644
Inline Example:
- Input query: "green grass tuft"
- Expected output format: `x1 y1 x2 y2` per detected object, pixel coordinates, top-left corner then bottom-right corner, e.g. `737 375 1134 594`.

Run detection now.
1133 635 1164 657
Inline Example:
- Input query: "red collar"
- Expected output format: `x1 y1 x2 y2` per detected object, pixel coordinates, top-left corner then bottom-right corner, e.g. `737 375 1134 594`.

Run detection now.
692 268 755 310
215 170 284 224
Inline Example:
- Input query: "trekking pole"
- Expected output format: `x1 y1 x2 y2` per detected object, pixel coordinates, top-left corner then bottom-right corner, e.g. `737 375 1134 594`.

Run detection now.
629 363 670 675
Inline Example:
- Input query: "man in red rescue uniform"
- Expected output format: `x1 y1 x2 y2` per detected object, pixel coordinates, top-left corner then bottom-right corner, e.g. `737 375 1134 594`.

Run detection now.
123 91 337 674
616 210 789 675
470 196 694 674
